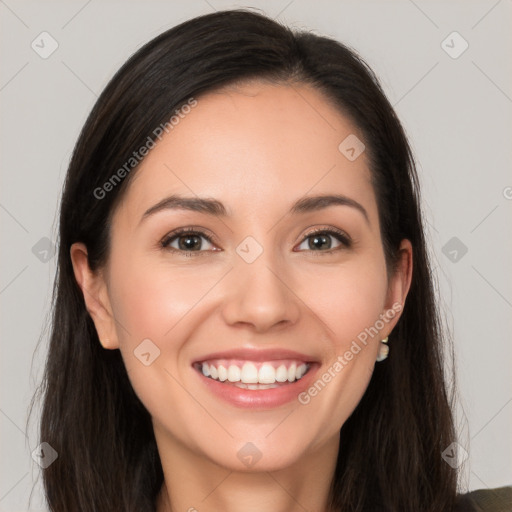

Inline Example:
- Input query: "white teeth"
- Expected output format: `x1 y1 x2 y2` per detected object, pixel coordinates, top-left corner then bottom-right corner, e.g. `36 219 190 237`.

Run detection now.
258 363 276 384
227 365 241 382
296 364 307 379
217 365 228 382
287 363 297 382
199 360 310 385
240 362 259 384
276 365 288 382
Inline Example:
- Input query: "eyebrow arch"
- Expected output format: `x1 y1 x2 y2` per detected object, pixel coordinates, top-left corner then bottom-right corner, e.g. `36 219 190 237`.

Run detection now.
141 193 370 225
290 195 369 225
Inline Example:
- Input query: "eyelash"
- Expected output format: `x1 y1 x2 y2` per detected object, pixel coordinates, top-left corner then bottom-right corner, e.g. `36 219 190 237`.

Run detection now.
160 226 352 257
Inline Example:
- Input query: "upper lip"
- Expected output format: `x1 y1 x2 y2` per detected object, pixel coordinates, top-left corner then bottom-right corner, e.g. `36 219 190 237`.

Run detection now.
192 348 318 364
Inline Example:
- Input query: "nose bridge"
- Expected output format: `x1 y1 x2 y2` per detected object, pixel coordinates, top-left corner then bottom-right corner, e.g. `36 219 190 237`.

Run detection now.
221 233 300 331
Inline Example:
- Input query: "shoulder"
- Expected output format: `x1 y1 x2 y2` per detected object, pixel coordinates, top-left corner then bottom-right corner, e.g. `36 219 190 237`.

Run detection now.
454 486 512 512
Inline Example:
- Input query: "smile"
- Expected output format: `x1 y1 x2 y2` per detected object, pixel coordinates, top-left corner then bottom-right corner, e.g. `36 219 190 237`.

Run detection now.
194 359 310 388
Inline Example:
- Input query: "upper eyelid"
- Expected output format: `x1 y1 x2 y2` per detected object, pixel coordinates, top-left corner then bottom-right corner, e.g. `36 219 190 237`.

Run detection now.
161 227 217 245
297 228 351 248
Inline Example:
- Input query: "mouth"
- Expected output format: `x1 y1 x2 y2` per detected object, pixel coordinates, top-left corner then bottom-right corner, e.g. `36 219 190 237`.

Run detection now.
191 351 319 408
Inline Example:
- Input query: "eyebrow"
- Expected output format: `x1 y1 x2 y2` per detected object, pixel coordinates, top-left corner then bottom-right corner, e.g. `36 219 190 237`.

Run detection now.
141 193 370 225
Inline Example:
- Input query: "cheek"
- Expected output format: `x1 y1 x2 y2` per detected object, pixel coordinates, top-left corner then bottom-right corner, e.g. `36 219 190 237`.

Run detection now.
302 255 388 346
108 255 210 346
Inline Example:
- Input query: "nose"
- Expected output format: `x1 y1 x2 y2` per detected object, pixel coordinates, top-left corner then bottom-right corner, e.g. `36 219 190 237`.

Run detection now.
221 249 301 333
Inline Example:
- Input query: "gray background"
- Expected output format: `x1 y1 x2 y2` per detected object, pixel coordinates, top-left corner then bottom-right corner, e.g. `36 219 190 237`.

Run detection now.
1 0 511 509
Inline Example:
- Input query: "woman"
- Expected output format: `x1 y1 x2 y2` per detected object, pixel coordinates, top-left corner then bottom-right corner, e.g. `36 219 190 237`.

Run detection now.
32 8 511 512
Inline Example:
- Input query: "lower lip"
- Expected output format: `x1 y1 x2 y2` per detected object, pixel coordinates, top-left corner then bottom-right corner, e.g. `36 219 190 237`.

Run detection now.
193 364 319 409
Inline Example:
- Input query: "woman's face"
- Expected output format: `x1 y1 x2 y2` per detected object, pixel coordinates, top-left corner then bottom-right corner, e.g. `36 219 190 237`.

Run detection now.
72 81 412 472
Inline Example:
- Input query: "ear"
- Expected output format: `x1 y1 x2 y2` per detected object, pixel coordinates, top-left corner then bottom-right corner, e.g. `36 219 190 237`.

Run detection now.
382 239 413 334
70 242 119 350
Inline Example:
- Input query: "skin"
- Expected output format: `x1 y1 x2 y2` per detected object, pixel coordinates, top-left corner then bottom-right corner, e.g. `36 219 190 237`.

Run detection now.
71 80 413 512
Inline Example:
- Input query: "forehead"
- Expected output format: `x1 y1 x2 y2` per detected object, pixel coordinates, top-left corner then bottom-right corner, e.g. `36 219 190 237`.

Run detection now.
115 81 377 227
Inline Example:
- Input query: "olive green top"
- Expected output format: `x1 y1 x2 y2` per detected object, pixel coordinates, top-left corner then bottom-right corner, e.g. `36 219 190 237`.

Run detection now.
455 486 512 511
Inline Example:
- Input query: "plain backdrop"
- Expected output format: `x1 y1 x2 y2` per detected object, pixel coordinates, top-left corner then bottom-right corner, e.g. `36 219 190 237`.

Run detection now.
1 1 511 510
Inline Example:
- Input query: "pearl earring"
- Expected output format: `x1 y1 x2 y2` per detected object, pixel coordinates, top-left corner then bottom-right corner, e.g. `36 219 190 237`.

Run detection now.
376 336 389 362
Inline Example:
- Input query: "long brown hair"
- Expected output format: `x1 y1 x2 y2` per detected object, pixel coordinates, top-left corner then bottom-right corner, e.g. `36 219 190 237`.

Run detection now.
30 8 459 511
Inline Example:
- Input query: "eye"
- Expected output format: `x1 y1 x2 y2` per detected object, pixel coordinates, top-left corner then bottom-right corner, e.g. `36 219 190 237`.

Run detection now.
161 227 218 255
160 226 352 257
295 228 351 255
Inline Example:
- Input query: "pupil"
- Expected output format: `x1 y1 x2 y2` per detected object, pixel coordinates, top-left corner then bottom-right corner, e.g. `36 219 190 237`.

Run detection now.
180 235 200 251
311 234 330 250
